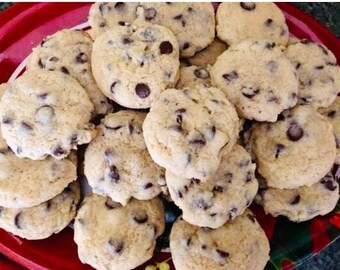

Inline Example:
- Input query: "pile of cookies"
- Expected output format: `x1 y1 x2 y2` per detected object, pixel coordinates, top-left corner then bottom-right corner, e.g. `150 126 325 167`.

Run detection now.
0 2 339 270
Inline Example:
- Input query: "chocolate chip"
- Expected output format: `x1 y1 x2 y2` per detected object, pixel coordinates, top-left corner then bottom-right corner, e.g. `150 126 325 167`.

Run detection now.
144 182 153 189
187 153 192 165
107 165 120 182
228 207 237 220
277 114 285 121
188 7 193 12
275 144 285 158
75 52 87 64
2 116 12 124
268 95 279 103
49 56 59 62
53 145 66 157
45 200 51 211
201 244 207 250
210 125 216 138
122 36 133 45
128 123 135 135
194 68 210 79
222 71 238 82
21 121 33 131
213 185 223 193
133 213 148 224
245 171 253 182
105 125 122 131
265 18 273 26
286 124 304 141
118 21 125 26
38 59 45 68
159 41 173 54
16 147 22 155
99 22 106 28
110 81 120 93
37 93 48 100
240 2 256 11
216 249 230 259
108 239 124 254
173 14 186 27
176 114 183 124
315 65 324 70
318 44 328 55
321 179 337 191
247 213 256 223
186 237 192 247
327 111 336 118
190 178 201 184
182 42 190 50
242 88 259 99
114 2 125 10
265 42 276 49
14 213 22 229
295 63 301 69
135 83 150 98
266 60 278 72
144 8 156 20
60 66 69 74
225 172 233 183
195 199 211 210
105 198 121 210
238 160 250 167
290 195 300 205
178 190 183 198
189 137 206 146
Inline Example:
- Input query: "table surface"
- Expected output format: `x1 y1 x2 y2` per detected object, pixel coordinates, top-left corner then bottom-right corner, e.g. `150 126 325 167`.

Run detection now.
0 2 339 270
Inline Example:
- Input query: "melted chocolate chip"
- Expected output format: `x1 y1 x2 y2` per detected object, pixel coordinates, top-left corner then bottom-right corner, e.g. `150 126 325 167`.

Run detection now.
21 121 33 131
105 198 121 210
286 124 304 141
186 237 192 247
110 81 120 93
245 171 253 182
118 21 125 26
60 66 69 74
201 244 207 250
240 2 256 11
128 122 134 135
216 249 230 259
189 137 206 146
108 239 124 254
173 14 186 27
225 172 233 183
321 179 337 191
213 185 223 193
242 88 259 99
53 145 66 157
105 125 122 131
114 2 125 10
2 116 12 124
195 199 211 210
194 68 210 79
49 56 59 62
45 200 51 210
315 65 324 70
222 71 238 82
159 41 173 54
38 59 45 68
178 190 183 198
144 8 157 20
265 42 276 49
275 144 285 158
122 36 134 45
135 83 150 98
144 182 153 189
238 160 250 167
290 195 300 205
75 52 87 64
182 42 190 50
133 213 148 224
14 213 22 229
327 111 336 118
265 18 273 26
37 93 48 100
295 63 301 69
190 178 201 184
108 165 120 182
176 114 183 124
247 213 256 223
99 22 106 28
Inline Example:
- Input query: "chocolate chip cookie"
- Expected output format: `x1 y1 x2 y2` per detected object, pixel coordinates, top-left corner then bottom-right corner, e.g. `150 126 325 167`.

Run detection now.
0 181 80 240
211 40 298 122
176 65 211 89
143 86 240 181
92 22 180 108
136 3 215 57
74 195 165 270
84 111 166 205
166 144 258 228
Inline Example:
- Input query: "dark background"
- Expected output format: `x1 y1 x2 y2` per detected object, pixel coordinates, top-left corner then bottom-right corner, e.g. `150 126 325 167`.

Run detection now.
0 2 339 270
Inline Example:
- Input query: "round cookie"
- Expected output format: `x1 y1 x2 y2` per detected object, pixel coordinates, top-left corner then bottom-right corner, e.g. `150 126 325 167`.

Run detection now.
136 3 215 57
0 150 77 208
84 111 166 205
285 39 340 108
88 2 139 40
92 22 180 109
170 211 270 270
166 144 258 229
0 181 80 240
318 96 340 164
188 38 228 68
0 83 9 150
0 70 95 160
216 3 289 46
74 195 165 270
257 172 339 222
248 105 336 189
176 66 211 89
211 39 298 122
27 29 112 115
143 86 240 181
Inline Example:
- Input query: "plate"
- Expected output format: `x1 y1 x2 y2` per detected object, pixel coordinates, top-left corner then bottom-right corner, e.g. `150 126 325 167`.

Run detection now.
0 3 339 270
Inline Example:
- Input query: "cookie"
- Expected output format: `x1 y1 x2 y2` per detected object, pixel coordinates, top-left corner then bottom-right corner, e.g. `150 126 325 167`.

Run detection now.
88 2 139 40
136 3 215 57
285 39 340 108
0 150 77 208
84 111 166 205
0 71 95 160
143 86 240 181
0 83 9 150
92 22 180 109
176 66 211 89
187 38 228 68
216 3 289 46
166 144 258 229
74 195 165 270
170 210 270 270
0 181 80 240
27 29 112 116
257 172 339 222
318 96 340 164
211 40 298 122
248 105 336 189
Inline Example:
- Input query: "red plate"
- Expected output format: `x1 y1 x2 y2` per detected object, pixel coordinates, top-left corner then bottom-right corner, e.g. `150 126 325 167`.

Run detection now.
0 3 339 270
